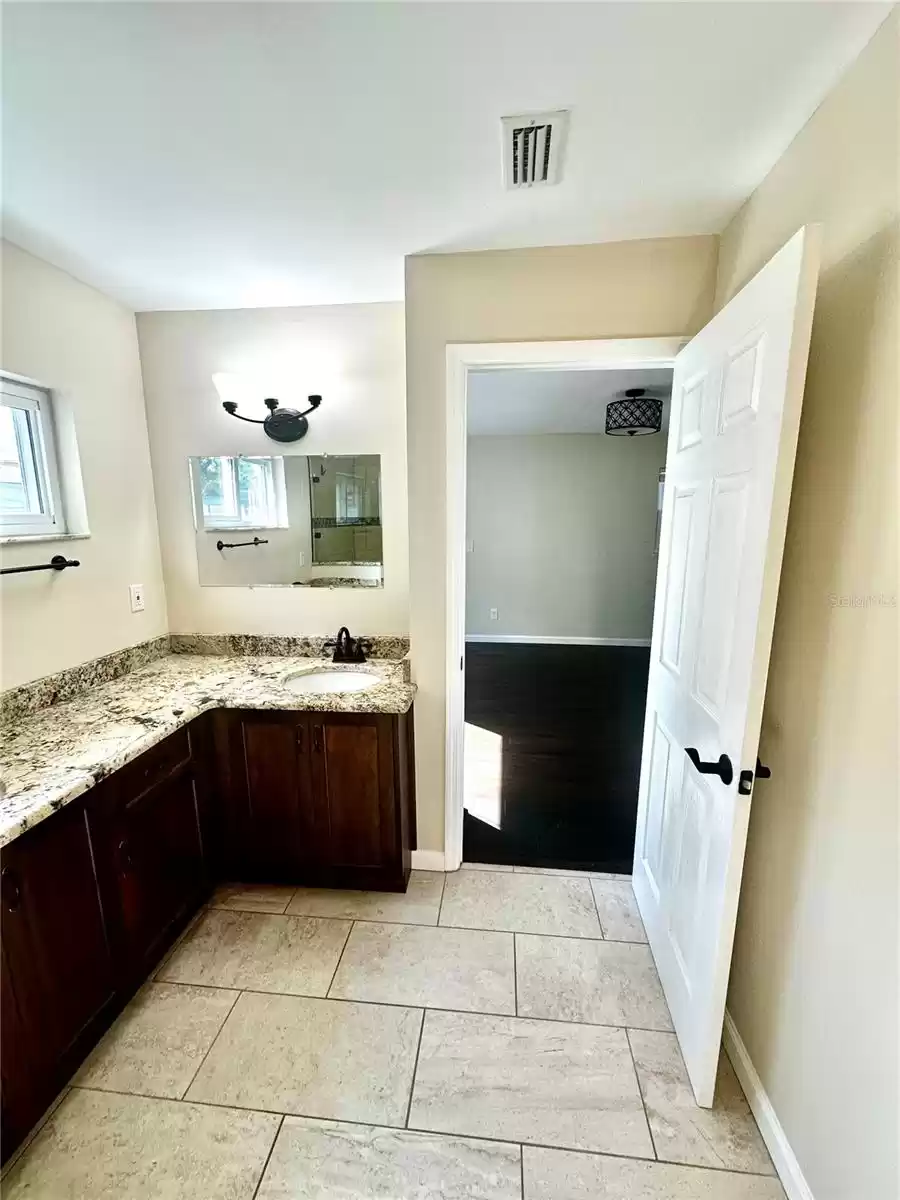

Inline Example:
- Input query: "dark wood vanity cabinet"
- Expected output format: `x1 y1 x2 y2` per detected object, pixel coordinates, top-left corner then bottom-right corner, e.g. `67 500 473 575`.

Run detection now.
86 725 209 987
0 725 210 1159
0 703 414 1163
0 801 117 1151
216 708 413 890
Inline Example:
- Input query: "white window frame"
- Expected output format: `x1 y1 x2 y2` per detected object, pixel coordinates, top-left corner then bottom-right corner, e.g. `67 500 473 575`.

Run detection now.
191 455 289 532
0 376 66 538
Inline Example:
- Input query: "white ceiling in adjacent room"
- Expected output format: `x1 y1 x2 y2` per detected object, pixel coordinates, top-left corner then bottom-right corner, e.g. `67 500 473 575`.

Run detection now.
467 368 674 436
2 2 891 310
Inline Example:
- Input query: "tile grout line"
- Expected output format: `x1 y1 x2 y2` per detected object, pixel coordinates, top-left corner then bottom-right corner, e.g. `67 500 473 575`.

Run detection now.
323 920 355 999
203 902 648 944
211 988 673 1036
465 864 632 881
436 871 448 926
588 877 608 939
625 1027 658 1161
403 1009 427 1130
63 1083 779 1180
151 977 246 994
178 986 244 1100
512 933 518 1016
250 1113 285 1200
145 976 673 1036
519 1143 525 1200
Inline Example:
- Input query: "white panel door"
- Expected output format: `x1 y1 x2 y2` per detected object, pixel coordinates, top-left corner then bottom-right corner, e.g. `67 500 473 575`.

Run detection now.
633 227 821 1106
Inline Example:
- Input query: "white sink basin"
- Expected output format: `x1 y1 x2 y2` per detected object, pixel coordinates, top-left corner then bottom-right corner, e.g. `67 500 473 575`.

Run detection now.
282 668 378 695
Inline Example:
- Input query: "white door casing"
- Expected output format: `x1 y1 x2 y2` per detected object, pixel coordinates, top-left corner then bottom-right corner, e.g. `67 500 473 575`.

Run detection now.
632 226 821 1107
443 339 686 872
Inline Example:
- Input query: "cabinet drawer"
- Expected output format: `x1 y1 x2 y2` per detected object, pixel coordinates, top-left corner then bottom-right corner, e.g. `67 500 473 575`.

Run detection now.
114 727 190 804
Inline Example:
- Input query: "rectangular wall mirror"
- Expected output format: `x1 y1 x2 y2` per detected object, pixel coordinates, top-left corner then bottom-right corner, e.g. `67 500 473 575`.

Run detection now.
189 454 383 588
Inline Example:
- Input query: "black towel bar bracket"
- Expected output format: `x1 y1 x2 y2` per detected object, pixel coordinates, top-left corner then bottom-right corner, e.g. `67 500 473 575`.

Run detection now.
0 555 81 577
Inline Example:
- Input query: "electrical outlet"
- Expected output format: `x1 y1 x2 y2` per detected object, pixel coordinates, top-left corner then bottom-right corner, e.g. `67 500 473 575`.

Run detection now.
466 539 474 553
129 584 145 613
490 607 499 621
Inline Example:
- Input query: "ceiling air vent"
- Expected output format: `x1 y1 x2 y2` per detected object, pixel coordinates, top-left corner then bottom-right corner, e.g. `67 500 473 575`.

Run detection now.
501 110 569 189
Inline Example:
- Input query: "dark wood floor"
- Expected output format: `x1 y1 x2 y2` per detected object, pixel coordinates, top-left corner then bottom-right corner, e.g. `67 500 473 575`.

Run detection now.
462 642 650 874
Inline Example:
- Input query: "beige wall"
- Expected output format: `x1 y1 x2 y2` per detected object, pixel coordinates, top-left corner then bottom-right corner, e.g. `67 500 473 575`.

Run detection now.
0 242 167 689
137 303 408 637
715 13 898 1200
466 433 664 641
406 236 719 850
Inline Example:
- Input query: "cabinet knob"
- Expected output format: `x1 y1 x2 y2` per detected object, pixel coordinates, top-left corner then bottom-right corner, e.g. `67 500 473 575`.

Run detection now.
313 726 323 753
1 866 22 912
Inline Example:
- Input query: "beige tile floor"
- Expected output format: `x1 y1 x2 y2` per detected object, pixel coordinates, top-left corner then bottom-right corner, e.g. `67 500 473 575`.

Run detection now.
3 867 784 1199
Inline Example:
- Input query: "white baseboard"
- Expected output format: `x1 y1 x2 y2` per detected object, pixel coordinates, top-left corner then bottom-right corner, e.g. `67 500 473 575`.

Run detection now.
465 635 651 647
411 849 446 872
723 1010 814 1200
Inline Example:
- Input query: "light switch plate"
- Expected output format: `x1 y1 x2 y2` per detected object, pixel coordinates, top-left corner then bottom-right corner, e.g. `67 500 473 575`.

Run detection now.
129 583 145 613
490 607 499 621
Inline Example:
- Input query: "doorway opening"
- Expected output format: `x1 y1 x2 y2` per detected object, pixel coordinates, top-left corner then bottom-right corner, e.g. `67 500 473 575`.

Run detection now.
463 361 672 871
444 339 685 874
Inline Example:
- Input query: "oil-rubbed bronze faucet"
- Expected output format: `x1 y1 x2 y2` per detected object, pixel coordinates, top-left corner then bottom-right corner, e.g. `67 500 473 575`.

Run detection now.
331 626 368 664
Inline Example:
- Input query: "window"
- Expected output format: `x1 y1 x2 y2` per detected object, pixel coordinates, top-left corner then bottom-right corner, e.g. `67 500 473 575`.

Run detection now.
193 455 287 530
335 472 363 521
0 376 65 538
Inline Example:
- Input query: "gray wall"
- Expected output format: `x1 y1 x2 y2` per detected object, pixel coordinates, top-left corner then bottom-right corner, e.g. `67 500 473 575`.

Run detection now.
465 433 665 642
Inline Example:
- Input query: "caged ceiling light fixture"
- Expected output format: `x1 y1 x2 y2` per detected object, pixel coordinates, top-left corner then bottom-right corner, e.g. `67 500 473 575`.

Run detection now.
605 387 664 437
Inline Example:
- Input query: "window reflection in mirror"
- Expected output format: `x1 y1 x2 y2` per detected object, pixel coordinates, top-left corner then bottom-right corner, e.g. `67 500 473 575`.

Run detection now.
196 455 287 530
188 454 383 589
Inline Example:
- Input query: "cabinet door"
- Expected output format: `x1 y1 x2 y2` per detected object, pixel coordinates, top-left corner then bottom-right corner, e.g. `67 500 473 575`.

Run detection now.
0 802 114 1075
310 714 398 877
114 768 205 977
0 939 40 1161
237 713 319 878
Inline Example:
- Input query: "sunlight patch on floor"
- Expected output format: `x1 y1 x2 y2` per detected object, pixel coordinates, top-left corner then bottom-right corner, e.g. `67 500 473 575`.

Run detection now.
464 722 504 830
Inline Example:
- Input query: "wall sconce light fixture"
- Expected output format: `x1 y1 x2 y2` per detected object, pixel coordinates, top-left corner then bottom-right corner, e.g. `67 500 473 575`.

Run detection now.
222 395 322 443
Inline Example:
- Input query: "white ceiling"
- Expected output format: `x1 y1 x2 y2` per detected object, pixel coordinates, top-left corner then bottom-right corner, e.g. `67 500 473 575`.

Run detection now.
2 2 890 311
467 367 674 436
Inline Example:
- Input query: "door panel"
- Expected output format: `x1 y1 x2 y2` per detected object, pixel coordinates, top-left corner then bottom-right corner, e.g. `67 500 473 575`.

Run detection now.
116 770 205 974
311 715 397 874
719 329 765 431
693 473 751 715
240 715 317 876
0 940 39 1159
322 722 382 867
659 486 697 675
641 714 675 897
1 801 114 1068
633 226 821 1104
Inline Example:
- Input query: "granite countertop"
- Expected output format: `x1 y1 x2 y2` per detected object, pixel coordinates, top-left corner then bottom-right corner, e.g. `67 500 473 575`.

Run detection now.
0 653 415 849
